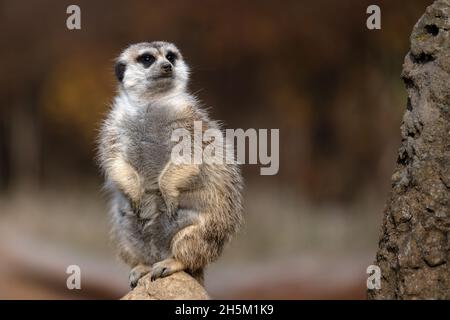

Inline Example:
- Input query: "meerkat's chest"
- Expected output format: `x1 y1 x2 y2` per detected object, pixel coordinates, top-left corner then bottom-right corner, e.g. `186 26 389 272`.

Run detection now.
117 106 175 181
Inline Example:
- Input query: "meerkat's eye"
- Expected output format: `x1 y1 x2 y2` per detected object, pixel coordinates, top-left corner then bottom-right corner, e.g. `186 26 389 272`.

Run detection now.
137 53 155 68
166 52 177 64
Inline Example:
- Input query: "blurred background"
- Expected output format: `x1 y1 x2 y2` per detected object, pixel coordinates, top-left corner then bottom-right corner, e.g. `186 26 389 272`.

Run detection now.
0 0 433 299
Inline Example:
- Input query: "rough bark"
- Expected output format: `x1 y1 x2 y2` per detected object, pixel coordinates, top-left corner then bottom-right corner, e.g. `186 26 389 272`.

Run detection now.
369 0 450 300
121 272 209 300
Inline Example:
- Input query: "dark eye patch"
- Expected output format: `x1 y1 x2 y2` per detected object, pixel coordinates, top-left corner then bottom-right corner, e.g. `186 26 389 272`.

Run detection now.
166 51 177 64
137 53 155 68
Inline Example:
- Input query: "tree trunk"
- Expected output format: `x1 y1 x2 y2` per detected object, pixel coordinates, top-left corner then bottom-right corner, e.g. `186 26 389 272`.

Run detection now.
369 0 450 300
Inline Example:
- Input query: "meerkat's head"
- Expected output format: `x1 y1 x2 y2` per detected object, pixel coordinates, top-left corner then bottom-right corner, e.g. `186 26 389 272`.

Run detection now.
115 41 189 101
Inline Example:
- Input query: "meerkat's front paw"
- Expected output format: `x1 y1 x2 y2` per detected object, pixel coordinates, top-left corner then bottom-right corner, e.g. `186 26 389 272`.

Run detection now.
164 198 179 216
129 264 152 288
160 190 179 216
150 258 185 281
107 157 143 203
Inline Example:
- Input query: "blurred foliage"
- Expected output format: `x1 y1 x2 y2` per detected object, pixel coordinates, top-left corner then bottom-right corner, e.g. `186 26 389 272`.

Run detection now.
0 0 433 202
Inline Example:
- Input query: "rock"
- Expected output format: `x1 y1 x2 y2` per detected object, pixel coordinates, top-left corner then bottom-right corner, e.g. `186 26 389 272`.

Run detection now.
121 271 210 300
369 0 450 300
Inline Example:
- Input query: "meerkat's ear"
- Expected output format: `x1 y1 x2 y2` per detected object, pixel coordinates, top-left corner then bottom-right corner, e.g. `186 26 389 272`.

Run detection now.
115 62 126 83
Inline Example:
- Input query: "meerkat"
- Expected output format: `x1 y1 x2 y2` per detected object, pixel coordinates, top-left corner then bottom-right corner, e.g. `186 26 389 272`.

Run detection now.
98 41 243 288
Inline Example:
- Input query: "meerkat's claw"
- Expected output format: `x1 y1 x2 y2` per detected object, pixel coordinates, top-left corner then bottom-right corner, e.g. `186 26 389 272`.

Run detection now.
159 185 180 216
129 264 152 288
165 200 178 216
150 258 185 281
160 191 178 216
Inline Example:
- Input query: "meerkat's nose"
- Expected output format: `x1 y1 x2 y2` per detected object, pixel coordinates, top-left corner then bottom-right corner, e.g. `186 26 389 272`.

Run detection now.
161 63 172 73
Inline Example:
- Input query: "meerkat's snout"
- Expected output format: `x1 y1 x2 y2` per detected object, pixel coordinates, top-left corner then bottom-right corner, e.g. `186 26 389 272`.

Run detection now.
161 62 172 74
155 61 173 79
